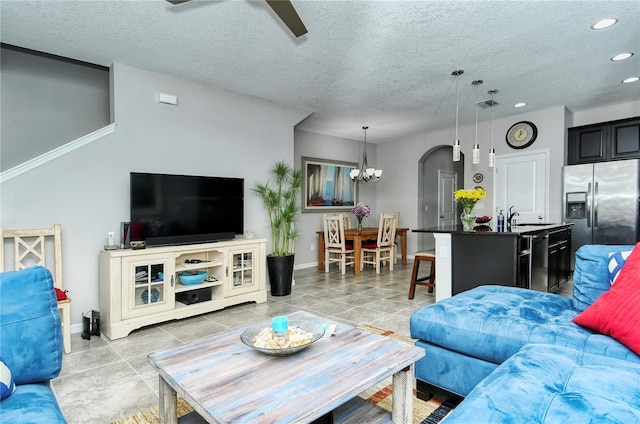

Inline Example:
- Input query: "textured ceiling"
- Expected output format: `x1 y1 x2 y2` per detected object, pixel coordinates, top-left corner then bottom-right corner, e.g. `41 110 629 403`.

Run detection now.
1 0 639 142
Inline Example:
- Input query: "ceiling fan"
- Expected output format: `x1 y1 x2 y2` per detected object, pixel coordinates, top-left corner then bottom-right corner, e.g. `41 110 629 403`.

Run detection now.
166 0 308 37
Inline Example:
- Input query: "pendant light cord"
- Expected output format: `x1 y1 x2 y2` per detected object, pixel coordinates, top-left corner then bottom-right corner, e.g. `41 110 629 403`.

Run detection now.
455 75 460 141
489 89 497 149
474 83 479 145
362 126 369 169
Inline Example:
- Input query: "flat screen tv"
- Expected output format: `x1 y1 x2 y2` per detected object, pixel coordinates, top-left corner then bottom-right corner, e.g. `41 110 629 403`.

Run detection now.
130 172 244 246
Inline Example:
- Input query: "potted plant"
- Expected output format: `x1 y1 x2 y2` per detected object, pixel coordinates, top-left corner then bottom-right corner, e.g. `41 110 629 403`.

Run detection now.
252 161 302 296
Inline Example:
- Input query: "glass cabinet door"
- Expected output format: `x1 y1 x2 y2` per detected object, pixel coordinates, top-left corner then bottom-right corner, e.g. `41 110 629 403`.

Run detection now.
227 247 258 296
122 253 174 318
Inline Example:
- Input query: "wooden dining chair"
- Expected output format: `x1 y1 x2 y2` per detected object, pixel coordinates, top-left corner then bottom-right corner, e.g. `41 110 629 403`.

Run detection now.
361 213 397 273
323 215 355 275
340 213 352 229
0 224 71 354
392 212 400 264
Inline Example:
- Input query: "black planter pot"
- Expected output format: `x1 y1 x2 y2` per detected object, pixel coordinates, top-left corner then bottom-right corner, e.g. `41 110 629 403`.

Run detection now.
267 254 295 296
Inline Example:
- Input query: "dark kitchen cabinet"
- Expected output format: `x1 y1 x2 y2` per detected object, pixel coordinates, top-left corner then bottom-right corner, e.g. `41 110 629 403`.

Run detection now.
610 119 640 160
451 234 522 295
516 236 531 290
547 228 571 293
567 117 640 165
567 125 607 163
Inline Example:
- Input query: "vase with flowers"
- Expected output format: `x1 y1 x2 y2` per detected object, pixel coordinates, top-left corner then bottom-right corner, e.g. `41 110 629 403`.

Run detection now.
350 202 371 230
453 187 487 231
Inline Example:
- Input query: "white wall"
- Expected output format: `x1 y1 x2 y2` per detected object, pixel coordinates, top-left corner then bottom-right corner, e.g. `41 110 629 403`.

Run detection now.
293 129 378 268
1 63 310 330
571 100 640 127
1 47 110 171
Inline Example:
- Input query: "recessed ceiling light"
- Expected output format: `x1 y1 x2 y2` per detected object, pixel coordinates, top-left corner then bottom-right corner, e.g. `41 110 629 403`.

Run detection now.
514 102 527 108
592 18 618 30
623 77 639 84
612 52 633 61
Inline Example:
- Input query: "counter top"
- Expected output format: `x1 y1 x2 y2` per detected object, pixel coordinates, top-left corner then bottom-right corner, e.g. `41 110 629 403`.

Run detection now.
413 222 573 236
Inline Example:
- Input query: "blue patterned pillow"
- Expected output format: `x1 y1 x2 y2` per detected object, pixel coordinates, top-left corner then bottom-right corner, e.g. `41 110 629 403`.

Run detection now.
609 250 632 285
0 358 15 401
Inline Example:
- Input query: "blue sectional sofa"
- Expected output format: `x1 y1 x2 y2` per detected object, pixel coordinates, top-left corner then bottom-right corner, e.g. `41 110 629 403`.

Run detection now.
0 266 67 423
410 244 640 421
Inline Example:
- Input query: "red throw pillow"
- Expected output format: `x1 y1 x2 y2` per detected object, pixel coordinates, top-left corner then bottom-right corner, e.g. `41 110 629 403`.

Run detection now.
573 242 640 355
55 288 68 301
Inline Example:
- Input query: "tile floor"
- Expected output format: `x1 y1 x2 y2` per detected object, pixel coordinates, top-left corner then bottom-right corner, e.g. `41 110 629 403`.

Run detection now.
52 262 436 423
52 262 574 423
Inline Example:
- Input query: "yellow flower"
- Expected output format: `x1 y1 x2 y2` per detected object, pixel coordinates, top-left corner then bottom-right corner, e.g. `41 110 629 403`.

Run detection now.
453 188 487 214
453 187 487 201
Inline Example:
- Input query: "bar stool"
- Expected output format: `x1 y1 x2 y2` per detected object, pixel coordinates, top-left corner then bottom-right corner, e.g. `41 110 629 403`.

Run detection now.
409 251 435 299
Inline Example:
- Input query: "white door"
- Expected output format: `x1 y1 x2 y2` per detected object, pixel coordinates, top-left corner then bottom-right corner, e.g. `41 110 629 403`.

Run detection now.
438 170 457 226
495 150 548 224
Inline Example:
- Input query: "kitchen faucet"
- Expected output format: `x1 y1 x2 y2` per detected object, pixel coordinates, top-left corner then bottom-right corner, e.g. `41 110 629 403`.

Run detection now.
507 206 520 227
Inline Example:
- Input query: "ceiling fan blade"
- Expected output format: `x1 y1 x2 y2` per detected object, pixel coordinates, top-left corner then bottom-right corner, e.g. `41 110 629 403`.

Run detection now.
265 0 308 37
166 0 191 4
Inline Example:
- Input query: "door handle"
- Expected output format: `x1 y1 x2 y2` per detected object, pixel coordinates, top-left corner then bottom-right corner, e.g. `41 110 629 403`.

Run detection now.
593 182 599 228
586 183 592 228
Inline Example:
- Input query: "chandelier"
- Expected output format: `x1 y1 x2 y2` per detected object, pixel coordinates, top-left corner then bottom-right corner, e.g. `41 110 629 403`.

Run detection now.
350 126 382 182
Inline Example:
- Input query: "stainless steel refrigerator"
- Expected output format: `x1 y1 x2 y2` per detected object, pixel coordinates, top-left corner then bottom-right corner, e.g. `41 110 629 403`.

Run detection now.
563 159 640 269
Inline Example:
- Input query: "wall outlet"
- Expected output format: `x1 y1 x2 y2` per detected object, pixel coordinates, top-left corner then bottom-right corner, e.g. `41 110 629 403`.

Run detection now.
310 243 315 251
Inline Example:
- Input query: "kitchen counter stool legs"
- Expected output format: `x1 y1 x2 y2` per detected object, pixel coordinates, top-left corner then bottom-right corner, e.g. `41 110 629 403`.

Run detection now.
409 252 436 299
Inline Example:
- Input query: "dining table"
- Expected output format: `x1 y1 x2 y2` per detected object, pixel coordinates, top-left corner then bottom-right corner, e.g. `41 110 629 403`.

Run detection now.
317 227 408 276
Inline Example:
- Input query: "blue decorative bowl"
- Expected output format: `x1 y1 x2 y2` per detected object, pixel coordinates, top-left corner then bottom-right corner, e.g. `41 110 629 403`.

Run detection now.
178 271 207 285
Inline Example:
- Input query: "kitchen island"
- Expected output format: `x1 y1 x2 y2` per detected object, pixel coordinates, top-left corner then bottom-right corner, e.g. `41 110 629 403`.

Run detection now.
413 223 573 302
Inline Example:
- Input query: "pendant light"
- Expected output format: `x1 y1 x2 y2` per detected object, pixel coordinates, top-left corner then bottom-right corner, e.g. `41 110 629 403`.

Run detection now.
452 69 464 162
350 126 382 182
488 89 498 168
472 79 483 164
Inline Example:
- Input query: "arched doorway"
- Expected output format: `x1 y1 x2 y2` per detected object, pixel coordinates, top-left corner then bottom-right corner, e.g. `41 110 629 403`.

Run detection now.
417 146 465 251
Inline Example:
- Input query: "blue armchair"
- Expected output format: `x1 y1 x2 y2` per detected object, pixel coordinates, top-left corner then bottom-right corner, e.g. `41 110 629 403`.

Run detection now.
0 266 66 423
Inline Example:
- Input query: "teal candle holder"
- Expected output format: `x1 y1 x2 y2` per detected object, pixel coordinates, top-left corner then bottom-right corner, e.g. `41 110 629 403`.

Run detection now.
272 316 288 334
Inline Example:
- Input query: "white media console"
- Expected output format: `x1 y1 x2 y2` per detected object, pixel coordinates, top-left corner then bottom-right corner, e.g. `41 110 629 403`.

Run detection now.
99 238 267 339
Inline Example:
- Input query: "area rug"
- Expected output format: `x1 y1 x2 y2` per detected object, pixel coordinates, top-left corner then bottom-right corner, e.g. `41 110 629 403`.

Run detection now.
112 325 460 424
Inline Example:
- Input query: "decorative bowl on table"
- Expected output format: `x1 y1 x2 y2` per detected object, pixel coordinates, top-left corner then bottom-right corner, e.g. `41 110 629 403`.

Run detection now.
475 216 492 224
240 321 325 356
178 271 207 285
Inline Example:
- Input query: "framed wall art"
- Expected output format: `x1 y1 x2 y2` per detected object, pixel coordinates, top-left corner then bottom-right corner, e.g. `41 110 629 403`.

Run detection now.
302 157 358 213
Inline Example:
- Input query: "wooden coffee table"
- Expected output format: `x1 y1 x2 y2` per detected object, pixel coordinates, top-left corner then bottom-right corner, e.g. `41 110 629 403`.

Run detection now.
147 310 424 424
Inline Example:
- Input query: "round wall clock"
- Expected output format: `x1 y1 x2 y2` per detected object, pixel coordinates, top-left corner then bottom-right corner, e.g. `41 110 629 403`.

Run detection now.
506 121 537 149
